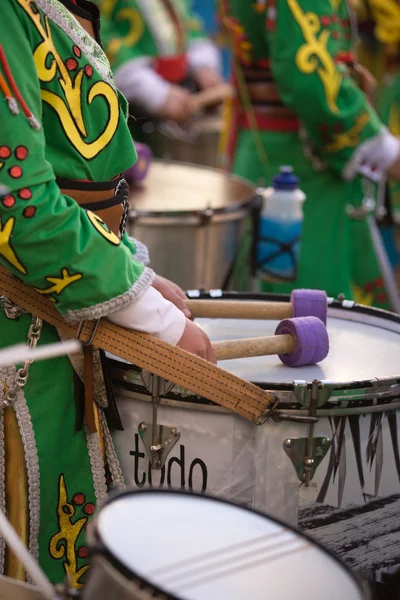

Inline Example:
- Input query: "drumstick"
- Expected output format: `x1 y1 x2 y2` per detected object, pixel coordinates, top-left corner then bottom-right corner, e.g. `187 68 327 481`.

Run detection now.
186 290 328 325
212 316 329 367
0 340 81 368
213 334 293 361
191 83 234 112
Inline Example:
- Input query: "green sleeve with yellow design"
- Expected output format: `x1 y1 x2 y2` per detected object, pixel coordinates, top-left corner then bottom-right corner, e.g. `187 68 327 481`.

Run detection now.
0 0 152 319
269 0 383 174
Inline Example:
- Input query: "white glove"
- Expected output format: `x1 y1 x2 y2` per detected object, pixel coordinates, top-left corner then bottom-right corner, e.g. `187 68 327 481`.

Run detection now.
343 127 400 181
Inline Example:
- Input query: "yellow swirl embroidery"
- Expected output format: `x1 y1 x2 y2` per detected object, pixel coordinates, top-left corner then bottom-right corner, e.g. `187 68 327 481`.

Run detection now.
33 268 83 299
107 8 145 64
324 113 370 152
87 211 121 245
0 218 26 275
17 0 119 159
287 0 342 113
369 0 400 44
49 475 89 588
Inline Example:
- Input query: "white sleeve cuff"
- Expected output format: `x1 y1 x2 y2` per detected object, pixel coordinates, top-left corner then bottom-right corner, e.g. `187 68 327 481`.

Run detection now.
343 127 400 181
108 286 186 346
128 236 150 265
114 58 171 114
187 39 222 74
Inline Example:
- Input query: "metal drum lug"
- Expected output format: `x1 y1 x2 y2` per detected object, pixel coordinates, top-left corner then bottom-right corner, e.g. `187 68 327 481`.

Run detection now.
293 379 334 409
283 437 330 483
272 411 318 424
139 422 181 469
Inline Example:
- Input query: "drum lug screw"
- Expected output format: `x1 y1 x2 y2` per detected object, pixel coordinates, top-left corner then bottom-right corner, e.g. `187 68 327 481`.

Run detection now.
284 439 292 448
171 428 180 438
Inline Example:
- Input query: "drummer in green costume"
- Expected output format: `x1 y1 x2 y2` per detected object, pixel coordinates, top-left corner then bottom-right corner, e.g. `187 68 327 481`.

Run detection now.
0 0 215 588
220 0 400 308
94 0 223 124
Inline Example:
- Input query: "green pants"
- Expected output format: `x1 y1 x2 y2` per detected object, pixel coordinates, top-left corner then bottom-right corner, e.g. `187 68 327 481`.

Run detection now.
232 129 390 308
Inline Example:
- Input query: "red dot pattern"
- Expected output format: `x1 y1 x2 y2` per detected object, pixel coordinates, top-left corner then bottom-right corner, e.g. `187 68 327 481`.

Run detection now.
9 166 23 179
15 146 28 161
77 546 89 559
85 65 93 78
2 195 15 208
19 188 32 200
23 206 36 219
0 146 11 159
83 503 95 516
66 58 78 71
73 45 81 58
73 493 86 506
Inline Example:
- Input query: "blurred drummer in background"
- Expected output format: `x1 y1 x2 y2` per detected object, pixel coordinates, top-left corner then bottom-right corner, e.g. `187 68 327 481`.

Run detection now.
95 0 223 124
219 0 400 310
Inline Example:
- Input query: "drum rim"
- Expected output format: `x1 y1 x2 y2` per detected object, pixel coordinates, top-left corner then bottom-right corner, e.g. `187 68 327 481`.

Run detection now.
91 488 366 600
128 159 258 219
108 292 400 411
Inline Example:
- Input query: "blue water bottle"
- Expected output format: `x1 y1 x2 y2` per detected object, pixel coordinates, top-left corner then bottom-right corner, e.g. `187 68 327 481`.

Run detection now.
256 167 305 281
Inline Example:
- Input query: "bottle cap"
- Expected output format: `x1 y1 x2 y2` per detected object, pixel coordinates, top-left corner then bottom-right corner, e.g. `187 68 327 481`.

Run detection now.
272 166 299 190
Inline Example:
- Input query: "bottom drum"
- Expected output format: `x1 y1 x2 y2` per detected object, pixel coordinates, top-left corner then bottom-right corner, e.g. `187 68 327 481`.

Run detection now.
108 292 400 592
83 489 366 600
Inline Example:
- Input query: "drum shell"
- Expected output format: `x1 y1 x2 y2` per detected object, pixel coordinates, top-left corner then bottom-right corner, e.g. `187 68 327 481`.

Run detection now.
128 208 250 290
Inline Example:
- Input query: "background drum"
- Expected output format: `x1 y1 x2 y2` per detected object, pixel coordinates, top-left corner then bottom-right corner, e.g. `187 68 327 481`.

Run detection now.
108 292 400 592
127 162 257 290
82 490 365 600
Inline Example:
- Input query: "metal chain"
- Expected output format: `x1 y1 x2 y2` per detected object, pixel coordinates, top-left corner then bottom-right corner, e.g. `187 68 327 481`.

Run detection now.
119 196 129 237
0 296 27 320
0 313 42 411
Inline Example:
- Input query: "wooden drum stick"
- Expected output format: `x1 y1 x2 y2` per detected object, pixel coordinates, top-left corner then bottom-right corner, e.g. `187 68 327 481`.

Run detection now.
186 300 292 320
213 334 294 361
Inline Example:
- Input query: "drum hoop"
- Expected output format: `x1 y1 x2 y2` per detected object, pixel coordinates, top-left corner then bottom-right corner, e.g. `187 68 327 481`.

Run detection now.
92 488 367 600
108 292 400 411
128 159 258 220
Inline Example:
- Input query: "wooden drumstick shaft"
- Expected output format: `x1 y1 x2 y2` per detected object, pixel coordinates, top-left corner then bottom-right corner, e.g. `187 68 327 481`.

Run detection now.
213 334 294 361
186 300 292 320
191 83 234 112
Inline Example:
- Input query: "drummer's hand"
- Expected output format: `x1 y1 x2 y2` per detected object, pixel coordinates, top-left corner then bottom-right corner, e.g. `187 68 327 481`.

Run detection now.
194 67 223 90
177 319 217 364
152 275 192 319
156 86 194 122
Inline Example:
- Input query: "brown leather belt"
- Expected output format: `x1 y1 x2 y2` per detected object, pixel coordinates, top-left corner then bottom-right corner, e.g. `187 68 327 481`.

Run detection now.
58 177 127 238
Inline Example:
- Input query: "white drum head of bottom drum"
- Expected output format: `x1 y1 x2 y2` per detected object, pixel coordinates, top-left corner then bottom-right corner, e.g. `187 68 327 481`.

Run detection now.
96 492 364 600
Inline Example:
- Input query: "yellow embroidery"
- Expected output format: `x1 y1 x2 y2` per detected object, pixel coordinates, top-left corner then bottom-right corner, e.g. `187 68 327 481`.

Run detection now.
331 0 342 10
0 217 26 275
287 0 342 113
49 475 89 588
87 211 120 245
107 8 145 64
351 283 375 306
34 268 83 297
324 113 370 152
17 0 120 160
369 0 400 44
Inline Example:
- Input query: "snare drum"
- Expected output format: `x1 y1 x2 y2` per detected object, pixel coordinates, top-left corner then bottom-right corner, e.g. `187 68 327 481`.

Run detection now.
109 292 400 585
127 162 257 290
82 490 366 600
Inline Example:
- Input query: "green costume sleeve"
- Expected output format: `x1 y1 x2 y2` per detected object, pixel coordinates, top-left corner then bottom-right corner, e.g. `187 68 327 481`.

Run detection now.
0 1 153 321
269 0 383 174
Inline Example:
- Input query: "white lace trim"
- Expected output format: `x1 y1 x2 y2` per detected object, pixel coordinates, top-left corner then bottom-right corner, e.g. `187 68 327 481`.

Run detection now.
35 0 115 88
129 236 150 266
64 267 155 323
85 425 108 507
100 412 125 491
1 367 41 569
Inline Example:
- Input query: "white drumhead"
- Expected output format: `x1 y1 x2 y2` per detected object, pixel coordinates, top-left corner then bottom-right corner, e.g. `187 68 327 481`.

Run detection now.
97 492 363 600
130 161 254 212
196 308 400 384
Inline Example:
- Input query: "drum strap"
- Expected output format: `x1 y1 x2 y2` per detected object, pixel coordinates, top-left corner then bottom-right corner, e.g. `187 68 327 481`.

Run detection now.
0 266 275 423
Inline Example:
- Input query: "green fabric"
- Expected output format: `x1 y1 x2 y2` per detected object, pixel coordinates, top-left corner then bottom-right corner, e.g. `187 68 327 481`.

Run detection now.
0 313 95 587
95 0 205 70
225 0 390 308
0 0 146 314
0 0 149 585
